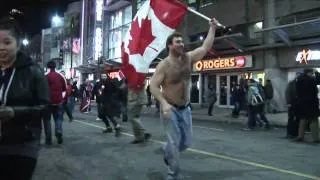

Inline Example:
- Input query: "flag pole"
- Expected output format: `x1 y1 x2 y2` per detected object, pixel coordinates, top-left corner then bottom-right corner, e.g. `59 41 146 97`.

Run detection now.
187 7 226 29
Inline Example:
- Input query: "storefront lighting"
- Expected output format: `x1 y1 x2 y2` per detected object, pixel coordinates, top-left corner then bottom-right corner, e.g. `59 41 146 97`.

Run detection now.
94 27 103 60
255 22 263 29
96 0 103 21
199 36 204 41
296 49 320 64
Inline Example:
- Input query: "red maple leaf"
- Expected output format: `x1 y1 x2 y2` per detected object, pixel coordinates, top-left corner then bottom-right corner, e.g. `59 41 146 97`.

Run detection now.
128 17 156 56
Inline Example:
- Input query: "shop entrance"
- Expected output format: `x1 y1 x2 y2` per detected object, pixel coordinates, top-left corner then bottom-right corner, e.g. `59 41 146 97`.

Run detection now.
217 74 241 107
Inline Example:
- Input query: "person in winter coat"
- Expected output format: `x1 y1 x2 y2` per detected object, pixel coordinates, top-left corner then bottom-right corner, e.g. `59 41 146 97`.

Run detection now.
63 79 73 122
100 75 121 136
119 78 128 122
264 79 274 113
295 69 320 143
244 79 269 130
232 84 244 118
68 80 78 113
206 85 217 116
0 17 50 180
285 73 301 138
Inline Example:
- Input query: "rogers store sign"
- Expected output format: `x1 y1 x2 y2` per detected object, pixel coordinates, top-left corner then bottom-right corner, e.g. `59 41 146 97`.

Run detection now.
193 55 253 71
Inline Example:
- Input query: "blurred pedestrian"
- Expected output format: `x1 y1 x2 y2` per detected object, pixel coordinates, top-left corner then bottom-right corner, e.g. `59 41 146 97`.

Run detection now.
43 60 67 145
285 72 300 139
100 75 121 137
295 69 320 143
206 85 216 116
0 17 50 180
264 79 274 113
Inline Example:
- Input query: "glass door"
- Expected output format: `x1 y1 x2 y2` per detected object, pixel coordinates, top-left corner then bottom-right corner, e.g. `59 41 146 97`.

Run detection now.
219 76 228 106
230 75 239 106
217 74 241 107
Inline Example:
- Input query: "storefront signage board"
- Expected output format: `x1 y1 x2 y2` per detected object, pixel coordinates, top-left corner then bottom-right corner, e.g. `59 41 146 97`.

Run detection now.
193 55 252 71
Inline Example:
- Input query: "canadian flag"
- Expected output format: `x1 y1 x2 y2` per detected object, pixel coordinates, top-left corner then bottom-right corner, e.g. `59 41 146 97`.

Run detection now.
121 0 187 90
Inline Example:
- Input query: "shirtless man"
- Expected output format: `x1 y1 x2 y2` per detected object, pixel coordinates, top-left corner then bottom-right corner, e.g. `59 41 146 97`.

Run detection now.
150 18 218 179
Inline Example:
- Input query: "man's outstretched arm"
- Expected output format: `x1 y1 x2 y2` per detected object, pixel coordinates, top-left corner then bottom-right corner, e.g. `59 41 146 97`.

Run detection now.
188 18 218 63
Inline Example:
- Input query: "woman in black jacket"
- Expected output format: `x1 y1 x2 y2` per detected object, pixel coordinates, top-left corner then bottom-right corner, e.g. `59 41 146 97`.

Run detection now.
0 18 50 179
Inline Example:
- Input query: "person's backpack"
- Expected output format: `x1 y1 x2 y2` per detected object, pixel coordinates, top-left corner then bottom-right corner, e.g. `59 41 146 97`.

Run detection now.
250 86 264 106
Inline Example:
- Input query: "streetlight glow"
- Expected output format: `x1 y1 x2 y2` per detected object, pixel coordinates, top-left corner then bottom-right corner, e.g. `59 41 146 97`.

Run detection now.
52 15 62 27
22 39 29 46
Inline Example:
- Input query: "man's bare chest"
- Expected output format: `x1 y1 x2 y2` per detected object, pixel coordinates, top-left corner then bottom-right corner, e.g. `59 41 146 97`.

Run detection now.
165 63 191 83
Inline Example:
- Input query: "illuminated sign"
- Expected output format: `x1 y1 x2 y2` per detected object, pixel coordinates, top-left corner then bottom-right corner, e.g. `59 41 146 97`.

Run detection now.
72 39 81 54
108 72 121 80
296 49 320 64
194 55 252 71
96 0 103 21
94 27 103 60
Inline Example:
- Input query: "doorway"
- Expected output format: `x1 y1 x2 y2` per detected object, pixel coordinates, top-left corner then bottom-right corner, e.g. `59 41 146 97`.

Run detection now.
217 74 241 107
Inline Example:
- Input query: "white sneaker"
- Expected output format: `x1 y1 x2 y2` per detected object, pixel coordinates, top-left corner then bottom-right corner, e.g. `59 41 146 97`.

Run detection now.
96 117 101 121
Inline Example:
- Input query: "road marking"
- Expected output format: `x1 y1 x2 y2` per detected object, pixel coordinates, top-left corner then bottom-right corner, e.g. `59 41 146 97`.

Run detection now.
74 120 320 180
193 125 224 132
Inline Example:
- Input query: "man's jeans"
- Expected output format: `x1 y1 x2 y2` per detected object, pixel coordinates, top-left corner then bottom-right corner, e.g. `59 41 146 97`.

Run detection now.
162 106 192 179
68 96 76 113
247 104 269 129
42 104 64 142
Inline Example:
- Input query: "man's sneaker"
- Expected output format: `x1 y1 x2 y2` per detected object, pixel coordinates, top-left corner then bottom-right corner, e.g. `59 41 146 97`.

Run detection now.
45 140 52 145
56 134 63 144
294 137 304 142
144 133 151 142
115 127 121 137
103 127 113 133
131 139 145 144
242 128 253 131
96 117 101 121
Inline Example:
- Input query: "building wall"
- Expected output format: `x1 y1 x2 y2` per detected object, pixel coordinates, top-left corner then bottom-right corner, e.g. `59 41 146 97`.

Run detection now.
183 0 320 36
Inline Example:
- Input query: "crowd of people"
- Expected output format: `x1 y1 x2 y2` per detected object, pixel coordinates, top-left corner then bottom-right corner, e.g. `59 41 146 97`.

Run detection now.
0 15 319 180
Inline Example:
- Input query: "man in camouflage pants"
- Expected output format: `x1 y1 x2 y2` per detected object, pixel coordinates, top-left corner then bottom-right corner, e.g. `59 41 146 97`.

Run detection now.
127 85 151 144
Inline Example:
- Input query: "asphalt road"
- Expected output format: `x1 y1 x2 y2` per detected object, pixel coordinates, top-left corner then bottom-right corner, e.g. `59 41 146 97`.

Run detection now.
32 111 320 180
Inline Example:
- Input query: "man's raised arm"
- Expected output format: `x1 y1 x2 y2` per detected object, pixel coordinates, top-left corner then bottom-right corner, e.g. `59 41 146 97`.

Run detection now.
188 18 218 63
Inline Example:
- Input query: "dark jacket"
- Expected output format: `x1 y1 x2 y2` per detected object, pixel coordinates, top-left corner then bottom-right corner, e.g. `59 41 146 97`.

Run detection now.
296 73 320 118
93 81 103 103
0 52 50 158
264 83 274 100
101 78 121 117
119 79 128 104
232 88 244 102
285 80 298 106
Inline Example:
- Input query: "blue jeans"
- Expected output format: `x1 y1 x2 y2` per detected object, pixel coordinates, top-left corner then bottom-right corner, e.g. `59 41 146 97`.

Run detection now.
42 104 64 142
68 96 76 113
162 106 192 179
247 104 269 129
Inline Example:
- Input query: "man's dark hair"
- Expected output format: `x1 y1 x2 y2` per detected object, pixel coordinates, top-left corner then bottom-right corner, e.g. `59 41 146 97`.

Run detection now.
166 32 182 51
47 60 56 69
0 17 22 44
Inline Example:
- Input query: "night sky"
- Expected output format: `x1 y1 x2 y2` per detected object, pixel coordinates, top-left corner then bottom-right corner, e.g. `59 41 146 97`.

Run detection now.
0 0 78 36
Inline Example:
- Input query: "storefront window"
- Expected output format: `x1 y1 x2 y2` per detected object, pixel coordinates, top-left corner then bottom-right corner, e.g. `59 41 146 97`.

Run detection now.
108 6 132 60
219 76 227 105
137 0 147 9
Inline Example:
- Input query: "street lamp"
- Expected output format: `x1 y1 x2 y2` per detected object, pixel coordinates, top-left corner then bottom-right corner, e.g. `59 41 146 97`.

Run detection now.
22 39 29 46
52 15 62 27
